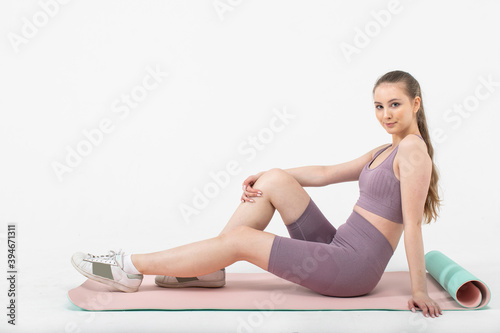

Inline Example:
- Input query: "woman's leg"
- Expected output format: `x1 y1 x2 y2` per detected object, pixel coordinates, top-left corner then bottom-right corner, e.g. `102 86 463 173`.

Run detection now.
219 168 311 234
133 226 275 276
132 168 312 276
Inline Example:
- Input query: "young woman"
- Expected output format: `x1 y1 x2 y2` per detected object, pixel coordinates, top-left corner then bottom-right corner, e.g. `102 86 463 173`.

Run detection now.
72 70 442 318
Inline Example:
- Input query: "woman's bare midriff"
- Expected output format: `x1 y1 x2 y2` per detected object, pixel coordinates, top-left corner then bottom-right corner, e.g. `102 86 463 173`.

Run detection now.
353 205 403 252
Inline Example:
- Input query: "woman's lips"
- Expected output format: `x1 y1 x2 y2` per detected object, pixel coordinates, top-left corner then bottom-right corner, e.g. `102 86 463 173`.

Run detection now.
385 122 396 127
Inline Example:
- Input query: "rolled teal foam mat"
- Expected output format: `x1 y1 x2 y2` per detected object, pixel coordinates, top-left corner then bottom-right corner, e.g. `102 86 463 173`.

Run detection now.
425 250 491 309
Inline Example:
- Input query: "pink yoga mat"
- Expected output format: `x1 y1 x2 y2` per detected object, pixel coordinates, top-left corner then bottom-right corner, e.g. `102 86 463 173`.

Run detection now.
67 271 489 311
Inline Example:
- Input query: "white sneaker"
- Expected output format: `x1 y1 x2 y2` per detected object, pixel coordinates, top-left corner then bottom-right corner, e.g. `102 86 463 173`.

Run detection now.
71 250 143 293
155 268 225 288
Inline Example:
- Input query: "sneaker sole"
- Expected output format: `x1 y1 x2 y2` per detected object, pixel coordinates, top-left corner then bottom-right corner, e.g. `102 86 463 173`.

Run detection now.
71 256 140 293
155 280 225 288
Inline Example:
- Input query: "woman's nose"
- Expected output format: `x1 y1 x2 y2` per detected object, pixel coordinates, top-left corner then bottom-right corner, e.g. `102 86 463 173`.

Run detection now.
383 108 392 119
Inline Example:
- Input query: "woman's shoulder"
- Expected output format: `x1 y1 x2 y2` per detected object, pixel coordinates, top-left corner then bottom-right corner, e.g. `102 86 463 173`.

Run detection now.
397 134 431 169
370 143 392 158
399 134 427 153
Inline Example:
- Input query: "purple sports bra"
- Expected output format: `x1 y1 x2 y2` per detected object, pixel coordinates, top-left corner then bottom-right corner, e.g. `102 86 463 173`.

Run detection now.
355 135 424 224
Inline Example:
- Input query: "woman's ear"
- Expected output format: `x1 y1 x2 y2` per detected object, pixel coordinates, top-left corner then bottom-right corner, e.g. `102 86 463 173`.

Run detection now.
413 96 421 114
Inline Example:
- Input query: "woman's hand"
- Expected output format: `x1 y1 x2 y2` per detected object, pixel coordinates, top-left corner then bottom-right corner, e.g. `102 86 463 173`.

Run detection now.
408 291 442 318
241 173 263 203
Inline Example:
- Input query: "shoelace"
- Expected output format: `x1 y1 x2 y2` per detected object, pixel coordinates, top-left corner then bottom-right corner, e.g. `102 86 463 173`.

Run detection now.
88 249 124 265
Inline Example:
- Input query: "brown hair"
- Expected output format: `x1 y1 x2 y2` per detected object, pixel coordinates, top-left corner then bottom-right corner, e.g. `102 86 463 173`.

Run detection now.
373 70 440 224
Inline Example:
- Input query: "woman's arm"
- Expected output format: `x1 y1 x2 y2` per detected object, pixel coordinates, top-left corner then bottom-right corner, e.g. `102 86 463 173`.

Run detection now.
283 144 388 187
241 144 387 201
283 165 336 187
398 136 442 318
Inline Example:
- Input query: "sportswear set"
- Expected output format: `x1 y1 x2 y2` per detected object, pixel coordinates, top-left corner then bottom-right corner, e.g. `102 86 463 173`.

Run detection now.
72 136 422 296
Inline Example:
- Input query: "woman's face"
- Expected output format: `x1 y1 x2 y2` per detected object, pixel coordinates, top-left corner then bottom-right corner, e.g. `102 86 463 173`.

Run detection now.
373 82 420 135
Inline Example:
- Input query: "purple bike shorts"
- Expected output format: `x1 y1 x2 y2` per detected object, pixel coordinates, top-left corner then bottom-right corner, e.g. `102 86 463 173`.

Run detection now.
268 198 394 297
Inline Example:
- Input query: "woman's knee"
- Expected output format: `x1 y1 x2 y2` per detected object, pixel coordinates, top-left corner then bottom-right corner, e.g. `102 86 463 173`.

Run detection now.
220 225 274 263
219 225 253 259
255 168 298 190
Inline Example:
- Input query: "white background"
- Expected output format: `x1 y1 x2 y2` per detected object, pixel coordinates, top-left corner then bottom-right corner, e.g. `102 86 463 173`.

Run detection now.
1 0 499 332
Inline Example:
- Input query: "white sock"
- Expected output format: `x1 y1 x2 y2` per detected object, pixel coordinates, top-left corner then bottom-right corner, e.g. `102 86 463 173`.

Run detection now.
122 254 141 274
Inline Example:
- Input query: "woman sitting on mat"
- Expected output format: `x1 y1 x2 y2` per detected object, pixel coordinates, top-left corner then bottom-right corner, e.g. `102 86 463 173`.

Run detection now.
72 70 442 318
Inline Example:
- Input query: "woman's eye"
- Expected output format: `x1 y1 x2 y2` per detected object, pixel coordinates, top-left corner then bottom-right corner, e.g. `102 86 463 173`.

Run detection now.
391 102 400 107
375 105 383 110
